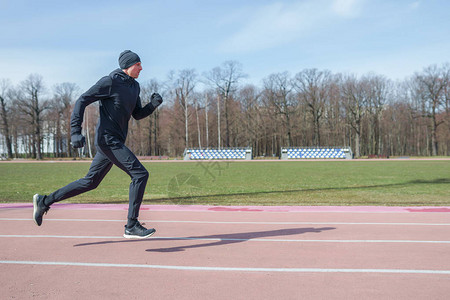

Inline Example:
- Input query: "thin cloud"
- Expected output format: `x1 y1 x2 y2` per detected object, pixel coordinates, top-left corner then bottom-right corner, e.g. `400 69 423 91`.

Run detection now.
409 1 420 10
332 0 365 17
219 0 366 54
219 1 329 53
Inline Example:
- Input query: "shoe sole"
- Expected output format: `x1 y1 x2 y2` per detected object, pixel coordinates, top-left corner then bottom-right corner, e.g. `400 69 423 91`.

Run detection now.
32 194 40 226
123 229 156 239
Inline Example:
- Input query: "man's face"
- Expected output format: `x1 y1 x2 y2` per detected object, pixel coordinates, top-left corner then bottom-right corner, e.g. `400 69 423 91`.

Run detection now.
126 62 143 79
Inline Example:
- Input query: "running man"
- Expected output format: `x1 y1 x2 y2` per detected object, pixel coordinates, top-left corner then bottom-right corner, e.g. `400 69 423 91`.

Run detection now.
33 50 162 238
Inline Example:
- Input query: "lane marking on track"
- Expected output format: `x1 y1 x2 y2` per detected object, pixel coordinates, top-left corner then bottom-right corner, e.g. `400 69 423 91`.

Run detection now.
1 218 449 226
1 260 450 274
1 235 450 244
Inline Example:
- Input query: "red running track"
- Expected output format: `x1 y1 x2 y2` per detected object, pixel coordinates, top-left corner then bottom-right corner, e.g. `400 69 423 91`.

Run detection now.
1 204 450 299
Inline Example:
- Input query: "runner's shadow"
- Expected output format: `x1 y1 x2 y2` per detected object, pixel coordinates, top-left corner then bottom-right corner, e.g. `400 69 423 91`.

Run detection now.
73 227 335 249
146 227 336 253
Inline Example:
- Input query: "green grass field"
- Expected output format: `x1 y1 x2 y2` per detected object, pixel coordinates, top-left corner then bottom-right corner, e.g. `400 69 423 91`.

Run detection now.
0 160 449 206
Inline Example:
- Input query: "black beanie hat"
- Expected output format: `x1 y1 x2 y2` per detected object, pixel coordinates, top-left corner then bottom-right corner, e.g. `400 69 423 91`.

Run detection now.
118 50 141 69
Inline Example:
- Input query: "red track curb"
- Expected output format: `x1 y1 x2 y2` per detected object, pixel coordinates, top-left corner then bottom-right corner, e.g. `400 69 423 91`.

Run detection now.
1 203 450 213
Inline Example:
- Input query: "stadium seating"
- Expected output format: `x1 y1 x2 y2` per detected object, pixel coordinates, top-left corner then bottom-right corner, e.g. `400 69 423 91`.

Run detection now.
184 148 252 160
281 147 352 159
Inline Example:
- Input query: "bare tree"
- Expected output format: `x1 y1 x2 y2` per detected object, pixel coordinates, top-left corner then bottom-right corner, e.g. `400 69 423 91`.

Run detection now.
365 74 391 155
53 82 79 157
141 79 164 156
216 93 221 149
412 64 449 156
340 74 368 158
444 64 450 155
204 61 246 148
238 84 261 150
0 79 13 158
407 74 428 155
16 74 48 159
204 90 212 148
192 92 203 148
321 76 345 147
263 72 296 147
294 69 331 147
172 69 197 149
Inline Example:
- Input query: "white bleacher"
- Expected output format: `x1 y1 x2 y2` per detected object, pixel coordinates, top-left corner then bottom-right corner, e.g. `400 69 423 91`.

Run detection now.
281 147 352 159
184 148 252 160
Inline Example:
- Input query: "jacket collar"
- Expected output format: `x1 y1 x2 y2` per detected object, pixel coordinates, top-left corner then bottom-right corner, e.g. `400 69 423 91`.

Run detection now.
110 68 135 83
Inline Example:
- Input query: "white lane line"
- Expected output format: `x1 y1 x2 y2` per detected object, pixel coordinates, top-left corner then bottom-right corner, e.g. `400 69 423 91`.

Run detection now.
0 235 123 239
1 218 449 226
1 260 450 274
1 235 450 244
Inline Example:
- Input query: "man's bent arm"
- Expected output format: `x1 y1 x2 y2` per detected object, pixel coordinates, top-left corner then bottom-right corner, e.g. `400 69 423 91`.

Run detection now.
132 96 158 120
71 76 112 135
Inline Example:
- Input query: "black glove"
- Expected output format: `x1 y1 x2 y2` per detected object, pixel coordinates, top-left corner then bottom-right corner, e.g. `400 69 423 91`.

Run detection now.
151 93 163 108
71 133 86 148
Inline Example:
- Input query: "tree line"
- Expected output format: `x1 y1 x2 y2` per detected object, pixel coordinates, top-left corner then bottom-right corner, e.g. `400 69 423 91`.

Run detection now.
0 61 449 159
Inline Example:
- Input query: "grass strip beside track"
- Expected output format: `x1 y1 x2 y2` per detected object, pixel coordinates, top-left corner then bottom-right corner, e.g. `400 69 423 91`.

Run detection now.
0 160 449 206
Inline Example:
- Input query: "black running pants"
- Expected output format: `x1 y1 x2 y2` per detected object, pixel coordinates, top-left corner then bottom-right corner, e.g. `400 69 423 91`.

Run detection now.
45 143 149 222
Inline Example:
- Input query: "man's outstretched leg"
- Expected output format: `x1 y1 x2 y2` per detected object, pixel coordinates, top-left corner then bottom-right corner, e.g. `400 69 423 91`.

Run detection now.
32 151 113 226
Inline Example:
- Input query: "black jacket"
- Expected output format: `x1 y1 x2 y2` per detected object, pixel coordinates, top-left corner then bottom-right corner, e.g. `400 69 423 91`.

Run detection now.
71 69 156 147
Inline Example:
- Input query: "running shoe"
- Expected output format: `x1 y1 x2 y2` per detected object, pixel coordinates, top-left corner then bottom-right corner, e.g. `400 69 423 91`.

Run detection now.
123 221 156 239
33 194 50 226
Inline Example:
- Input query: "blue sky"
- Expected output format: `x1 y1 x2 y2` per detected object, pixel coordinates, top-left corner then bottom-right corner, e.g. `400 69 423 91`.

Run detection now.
1 0 449 92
